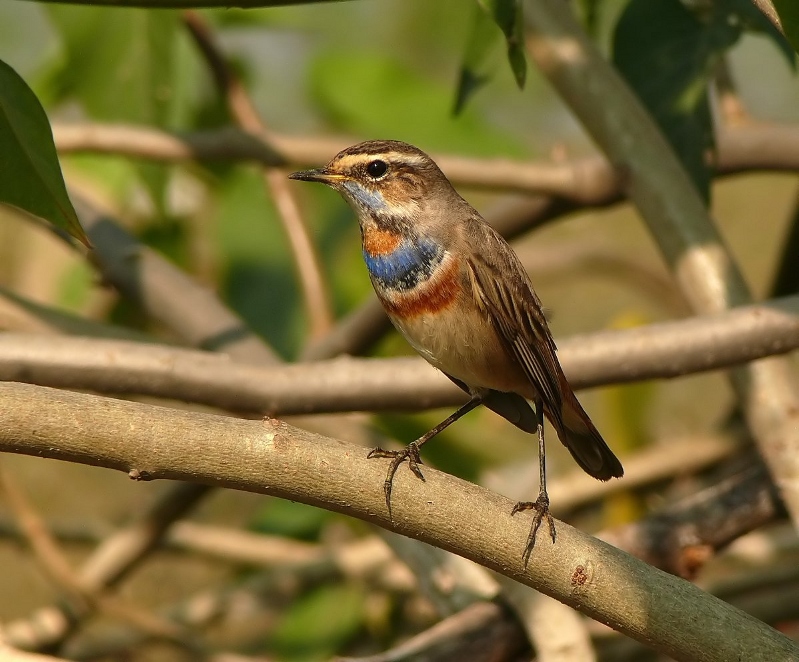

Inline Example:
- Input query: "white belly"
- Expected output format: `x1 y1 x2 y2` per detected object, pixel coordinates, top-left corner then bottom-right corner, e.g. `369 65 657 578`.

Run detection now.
388 305 527 394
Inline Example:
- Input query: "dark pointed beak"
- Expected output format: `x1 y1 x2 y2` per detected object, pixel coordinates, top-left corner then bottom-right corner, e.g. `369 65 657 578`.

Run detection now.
288 168 347 185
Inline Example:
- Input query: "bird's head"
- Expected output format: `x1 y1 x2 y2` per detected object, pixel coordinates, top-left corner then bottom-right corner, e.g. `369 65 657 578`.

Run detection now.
289 140 457 228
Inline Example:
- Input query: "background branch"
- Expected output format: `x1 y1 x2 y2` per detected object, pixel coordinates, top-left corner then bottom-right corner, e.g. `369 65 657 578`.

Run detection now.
74 196 279 364
53 121 799 197
0 294 796 414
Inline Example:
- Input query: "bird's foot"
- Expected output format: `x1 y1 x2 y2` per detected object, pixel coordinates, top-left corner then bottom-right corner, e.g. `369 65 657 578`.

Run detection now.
367 441 425 518
511 491 556 566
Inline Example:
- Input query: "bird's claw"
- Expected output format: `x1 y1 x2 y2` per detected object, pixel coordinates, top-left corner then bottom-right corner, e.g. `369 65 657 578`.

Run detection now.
512 491 556 566
367 442 425 517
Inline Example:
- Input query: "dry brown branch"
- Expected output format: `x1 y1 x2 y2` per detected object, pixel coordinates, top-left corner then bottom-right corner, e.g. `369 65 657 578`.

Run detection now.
0 382 796 661
182 10 333 339
3 482 210 651
599 463 784 578
335 600 528 662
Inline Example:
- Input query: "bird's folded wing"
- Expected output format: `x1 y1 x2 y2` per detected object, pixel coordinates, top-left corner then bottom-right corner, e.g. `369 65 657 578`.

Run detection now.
465 230 563 413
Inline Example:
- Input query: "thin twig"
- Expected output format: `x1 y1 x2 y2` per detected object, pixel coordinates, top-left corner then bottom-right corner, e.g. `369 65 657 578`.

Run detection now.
0 466 199 651
335 600 528 662
182 10 333 340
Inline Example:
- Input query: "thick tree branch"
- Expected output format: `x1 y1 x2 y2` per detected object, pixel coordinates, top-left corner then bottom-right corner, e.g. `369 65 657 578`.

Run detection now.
0 382 795 662
0 295 796 414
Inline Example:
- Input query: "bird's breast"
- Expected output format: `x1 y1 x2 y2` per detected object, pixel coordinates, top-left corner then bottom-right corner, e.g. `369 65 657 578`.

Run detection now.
363 233 530 394
362 230 446 292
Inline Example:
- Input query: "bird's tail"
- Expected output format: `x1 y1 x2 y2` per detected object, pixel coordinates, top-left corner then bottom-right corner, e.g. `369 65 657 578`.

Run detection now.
551 387 623 481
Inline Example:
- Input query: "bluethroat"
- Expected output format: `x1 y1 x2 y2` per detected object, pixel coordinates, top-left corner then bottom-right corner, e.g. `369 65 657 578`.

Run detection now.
290 140 623 562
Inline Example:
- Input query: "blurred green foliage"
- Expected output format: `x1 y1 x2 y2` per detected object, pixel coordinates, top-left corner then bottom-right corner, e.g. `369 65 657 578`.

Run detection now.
614 0 793 201
270 583 365 660
774 2 799 55
0 0 798 659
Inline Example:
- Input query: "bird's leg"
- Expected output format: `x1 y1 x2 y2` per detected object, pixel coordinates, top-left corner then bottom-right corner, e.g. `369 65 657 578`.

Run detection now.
368 393 483 517
511 399 556 565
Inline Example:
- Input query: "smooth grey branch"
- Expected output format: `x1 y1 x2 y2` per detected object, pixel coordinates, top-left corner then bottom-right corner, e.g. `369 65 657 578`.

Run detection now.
0 381 795 662
0 296 797 414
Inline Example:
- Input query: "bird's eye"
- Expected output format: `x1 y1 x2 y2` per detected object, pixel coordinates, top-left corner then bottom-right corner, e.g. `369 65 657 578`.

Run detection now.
366 160 388 179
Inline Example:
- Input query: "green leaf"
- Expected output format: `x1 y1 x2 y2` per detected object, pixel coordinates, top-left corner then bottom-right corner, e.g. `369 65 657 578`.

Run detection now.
453 3 503 114
47 7 181 210
0 58 89 247
726 0 795 68
478 0 527 89
613 0 740 202
770 0 799 58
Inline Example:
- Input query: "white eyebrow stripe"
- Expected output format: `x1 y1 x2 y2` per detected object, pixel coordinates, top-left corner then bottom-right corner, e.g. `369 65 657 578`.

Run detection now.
335 153 428 169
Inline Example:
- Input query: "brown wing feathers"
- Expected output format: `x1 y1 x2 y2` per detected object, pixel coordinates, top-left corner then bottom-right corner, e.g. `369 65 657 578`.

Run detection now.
466 224 623 480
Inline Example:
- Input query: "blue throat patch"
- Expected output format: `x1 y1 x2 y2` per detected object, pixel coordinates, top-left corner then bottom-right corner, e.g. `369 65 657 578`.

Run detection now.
363 236 444 290
343 181 387 212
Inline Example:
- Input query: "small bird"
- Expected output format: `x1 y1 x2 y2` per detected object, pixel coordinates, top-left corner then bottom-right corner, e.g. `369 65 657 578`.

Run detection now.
290 140 623 562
